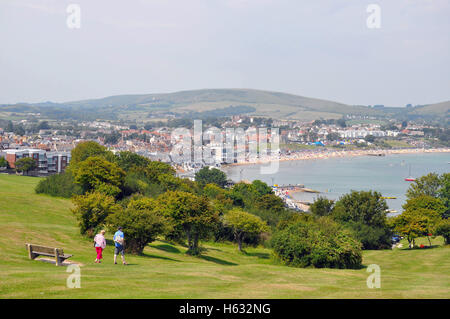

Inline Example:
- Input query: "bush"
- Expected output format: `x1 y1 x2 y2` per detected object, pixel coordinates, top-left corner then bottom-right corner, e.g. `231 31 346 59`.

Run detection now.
344 221 392 250
35 171 82 198
271 218 362 269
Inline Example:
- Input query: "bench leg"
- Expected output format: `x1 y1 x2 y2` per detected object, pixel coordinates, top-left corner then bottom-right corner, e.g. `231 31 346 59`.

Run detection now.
54 248 61 266
27 244 37 260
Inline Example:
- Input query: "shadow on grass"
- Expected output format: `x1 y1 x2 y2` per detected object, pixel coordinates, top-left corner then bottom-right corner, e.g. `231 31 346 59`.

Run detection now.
242 251 270 259
141 253 181 262
150 243 181 254
401 245 442 250
198 255 237 266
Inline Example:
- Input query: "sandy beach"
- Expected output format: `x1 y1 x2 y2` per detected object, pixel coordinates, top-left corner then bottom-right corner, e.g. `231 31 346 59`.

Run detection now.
223 147 450 167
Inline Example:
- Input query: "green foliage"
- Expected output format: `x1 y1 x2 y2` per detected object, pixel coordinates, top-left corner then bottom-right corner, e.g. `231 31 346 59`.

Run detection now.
144 161 176 183
438 173 450 218
71 191 121 237
113 151 152 172
15 157 37 175
35 171 82 198
0 157 8 168
203 183 226 199
223 209 269 251
251 180 273 196
331 190 391 249
402 195 447 218
392 208 441 248
72 156 125 197
271 217 362 269
406 173 442 199
195 167 227 187
310 196 334 217
255 194 285 212
434 219 450 245
155 191 220 255
70 141 113 167
106 197 170 254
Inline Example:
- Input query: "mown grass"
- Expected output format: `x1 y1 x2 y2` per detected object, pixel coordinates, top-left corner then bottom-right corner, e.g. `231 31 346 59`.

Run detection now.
0 174 448 298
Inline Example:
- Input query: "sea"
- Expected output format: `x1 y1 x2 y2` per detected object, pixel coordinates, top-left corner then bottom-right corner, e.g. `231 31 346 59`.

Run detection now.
222 152 450 213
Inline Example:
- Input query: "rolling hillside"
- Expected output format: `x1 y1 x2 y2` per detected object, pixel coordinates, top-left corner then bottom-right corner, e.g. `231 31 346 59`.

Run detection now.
0 89 448 122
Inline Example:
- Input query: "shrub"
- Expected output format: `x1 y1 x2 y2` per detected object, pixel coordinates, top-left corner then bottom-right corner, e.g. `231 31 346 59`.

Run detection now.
271 218 362 269
35 171 82 198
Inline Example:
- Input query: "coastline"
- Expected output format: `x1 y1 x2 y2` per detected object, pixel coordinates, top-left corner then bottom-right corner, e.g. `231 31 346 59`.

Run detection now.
222 147 450 167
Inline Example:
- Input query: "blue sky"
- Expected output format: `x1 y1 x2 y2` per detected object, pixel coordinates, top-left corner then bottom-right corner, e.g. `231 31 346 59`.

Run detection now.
0 0 449 106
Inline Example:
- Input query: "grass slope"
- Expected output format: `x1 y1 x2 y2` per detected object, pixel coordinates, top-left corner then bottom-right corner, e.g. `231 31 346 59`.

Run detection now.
0 174 449 299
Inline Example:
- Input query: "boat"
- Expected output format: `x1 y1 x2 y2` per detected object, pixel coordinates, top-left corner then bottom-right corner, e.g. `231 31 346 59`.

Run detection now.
404 164 415 182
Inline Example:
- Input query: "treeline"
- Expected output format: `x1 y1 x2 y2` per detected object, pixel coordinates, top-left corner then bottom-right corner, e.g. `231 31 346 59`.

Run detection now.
34 141 449 269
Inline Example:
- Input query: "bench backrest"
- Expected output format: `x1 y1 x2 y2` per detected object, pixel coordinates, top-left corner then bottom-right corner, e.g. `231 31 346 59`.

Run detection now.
27 244 64 256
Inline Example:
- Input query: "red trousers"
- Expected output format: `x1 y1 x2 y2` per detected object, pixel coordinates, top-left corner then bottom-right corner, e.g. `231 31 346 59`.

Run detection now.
95 247 103 260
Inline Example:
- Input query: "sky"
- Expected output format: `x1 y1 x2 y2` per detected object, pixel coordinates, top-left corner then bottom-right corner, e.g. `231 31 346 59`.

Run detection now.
0 0 449 107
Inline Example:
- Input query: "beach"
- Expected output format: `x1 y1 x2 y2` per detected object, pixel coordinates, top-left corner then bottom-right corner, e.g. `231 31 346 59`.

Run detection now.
223 147 450 167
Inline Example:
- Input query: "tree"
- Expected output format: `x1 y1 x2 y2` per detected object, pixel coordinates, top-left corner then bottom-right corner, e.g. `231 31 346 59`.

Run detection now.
70 141 113 167
365 135 375 143
310 196 334 217
434 219 450 245
406 173 442 199
155 191 220 255
402 195 446 219
144 161 176 183
15 157 36 175
438 173 450 219
331 190 391 249
0 157 8 168
6 120 13 132
106 198 169 254
37 121 50 130
223 209 269 251
392 208 440 248
251 180 273 196
195 167 227 187
113 151 152 172
256 194 285 212
72 156 125 197
71 191 121 237
203 183 226 199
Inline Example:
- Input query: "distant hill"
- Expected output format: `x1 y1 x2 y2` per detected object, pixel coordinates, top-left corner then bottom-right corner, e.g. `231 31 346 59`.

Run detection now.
0 89 448 122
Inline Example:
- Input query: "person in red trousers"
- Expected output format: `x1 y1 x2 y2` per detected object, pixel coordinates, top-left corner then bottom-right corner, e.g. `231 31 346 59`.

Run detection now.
93 230 106 263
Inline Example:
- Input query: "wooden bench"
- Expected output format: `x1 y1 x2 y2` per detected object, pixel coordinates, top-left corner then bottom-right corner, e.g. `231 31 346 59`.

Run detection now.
26 243 73 266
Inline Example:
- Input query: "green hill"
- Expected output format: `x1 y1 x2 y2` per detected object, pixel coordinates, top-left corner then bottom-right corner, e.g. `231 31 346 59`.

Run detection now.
1 89 448 122
0 174 449 298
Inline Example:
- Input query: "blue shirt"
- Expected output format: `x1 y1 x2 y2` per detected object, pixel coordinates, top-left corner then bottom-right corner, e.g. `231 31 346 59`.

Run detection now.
113 230 124 248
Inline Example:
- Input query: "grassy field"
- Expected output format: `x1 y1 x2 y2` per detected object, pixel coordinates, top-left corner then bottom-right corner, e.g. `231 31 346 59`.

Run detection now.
0 174 449 299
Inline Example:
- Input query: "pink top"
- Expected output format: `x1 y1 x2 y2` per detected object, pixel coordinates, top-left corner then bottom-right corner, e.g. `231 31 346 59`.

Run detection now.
94 234 106 249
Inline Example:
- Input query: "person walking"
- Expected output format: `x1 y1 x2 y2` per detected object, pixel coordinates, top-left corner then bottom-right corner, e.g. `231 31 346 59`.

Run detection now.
94 230 106 263
113 226 127 265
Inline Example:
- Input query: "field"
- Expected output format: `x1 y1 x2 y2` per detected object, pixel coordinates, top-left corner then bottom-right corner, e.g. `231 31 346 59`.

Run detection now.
0 174 449 299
